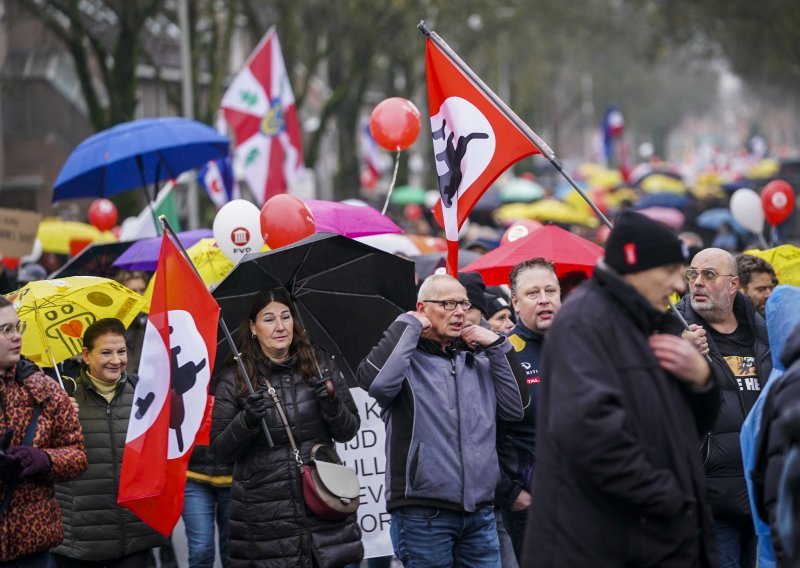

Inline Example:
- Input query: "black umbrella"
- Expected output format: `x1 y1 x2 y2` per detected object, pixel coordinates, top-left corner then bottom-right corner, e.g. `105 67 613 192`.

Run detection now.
212 232 417 386
49 240 138 279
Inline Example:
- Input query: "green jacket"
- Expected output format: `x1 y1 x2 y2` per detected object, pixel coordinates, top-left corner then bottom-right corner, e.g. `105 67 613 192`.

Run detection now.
53 369 166 561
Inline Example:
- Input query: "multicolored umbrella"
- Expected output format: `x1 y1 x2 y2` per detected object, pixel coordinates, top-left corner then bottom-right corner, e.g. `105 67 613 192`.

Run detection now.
5 276 147 366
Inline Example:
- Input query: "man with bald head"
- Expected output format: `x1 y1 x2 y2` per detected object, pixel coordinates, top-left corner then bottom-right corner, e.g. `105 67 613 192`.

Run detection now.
358 274 529 567
674 247 773 568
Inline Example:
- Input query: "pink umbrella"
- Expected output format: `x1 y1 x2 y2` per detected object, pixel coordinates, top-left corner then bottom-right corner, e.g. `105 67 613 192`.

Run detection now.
636 206 685 230
306 200 403 238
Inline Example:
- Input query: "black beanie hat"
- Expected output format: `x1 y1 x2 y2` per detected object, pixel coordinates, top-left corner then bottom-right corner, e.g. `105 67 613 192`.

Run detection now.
484 292 514 321
457 272 488 315
605 210 689 274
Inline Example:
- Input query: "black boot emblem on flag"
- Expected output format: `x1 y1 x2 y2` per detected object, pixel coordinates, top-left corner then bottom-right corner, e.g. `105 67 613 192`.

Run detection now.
432 119 489 208
168 326 206 452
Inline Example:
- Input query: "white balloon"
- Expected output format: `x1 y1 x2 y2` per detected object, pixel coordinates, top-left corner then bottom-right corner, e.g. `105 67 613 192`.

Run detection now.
213 199 265 263
730 188 765 235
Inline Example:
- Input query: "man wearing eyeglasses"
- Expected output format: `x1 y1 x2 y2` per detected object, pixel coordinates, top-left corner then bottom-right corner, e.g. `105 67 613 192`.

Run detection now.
673 247 772 568
0 296 87 566
357 273 529 568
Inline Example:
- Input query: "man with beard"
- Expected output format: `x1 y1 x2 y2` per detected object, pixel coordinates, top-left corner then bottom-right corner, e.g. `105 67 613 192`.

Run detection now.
674 247 772 568
736 254 778 317
496 258 561 562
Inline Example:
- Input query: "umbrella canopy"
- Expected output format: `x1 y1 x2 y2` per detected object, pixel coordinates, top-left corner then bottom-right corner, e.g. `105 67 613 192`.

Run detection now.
744 245 800 286
499 179 545 203
461 225 603 286
5 276 146 366
696 208 749 234
389 185 426 205
212 233 417 385
634 193 689 210
355 233 445 256
37 219 117 255
53 117 230 201
113 228 213 272
142 238 234 305
636 206 686 230
637 173 687 195
503 199 600 227
49 240 137 279
305 200 403 238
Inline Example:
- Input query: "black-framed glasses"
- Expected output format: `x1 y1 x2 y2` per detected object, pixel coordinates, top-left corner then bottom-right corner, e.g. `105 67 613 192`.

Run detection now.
684 268 736 283
0 321 26 338
422 300 471 311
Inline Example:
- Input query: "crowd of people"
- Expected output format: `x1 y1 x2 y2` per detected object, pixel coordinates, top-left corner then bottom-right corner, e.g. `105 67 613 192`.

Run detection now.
1 204 799 568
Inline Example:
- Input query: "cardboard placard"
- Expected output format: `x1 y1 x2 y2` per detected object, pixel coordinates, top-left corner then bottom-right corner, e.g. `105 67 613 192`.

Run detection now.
0 208 41 258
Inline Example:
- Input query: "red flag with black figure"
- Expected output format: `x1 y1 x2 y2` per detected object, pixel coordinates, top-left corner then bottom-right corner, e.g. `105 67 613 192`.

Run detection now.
118 233 220 535
425 38 541 275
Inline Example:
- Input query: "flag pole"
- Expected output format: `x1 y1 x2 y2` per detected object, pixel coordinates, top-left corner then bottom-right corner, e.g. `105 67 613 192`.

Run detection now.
158 216 274 447
418 21 613 230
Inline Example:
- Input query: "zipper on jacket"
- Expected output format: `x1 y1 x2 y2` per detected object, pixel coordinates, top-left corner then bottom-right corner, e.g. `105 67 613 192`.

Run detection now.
449 351 466 504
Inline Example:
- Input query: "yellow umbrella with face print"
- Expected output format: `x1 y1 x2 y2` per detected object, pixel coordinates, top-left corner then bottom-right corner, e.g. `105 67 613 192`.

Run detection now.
4 276 146 367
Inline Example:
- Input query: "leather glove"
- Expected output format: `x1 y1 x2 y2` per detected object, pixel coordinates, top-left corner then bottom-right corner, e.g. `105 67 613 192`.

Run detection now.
243 391 273 428
314 378 338 414
5 446 51 478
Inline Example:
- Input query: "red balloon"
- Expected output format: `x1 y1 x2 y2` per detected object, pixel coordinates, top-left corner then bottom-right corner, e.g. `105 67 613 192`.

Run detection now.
369 97 421 152
501 220 543 245
762 179 796 226
404 203 423 221
88 199 118 231
260 194 316 249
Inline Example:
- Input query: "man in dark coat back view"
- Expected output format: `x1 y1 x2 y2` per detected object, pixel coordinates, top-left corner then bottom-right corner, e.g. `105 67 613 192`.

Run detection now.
521 211 721 568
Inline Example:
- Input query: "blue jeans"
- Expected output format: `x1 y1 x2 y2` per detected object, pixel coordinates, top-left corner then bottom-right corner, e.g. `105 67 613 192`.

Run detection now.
182 480 231 568
714 518 757 568
390 505 501 567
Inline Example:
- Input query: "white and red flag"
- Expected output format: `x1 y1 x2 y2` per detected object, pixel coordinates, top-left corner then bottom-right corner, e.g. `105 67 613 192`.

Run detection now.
425 38 541 275
219 27 304 205
118 233 220 535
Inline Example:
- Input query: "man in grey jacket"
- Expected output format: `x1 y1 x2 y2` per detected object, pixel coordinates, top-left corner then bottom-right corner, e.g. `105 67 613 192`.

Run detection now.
357 274 528 568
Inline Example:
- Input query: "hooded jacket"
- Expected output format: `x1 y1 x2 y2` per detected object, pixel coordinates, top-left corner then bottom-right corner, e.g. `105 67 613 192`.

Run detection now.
357 313 528 513
0 358 86 562
673 292 772 521
752 285 800 566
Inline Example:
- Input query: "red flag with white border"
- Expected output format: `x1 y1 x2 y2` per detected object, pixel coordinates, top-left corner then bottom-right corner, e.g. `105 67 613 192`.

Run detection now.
118 233 220 535
425 38 541 275
219 27 304 205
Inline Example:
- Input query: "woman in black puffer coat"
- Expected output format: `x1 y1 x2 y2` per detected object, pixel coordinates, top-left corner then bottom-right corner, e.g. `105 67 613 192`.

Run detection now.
211 288 363 568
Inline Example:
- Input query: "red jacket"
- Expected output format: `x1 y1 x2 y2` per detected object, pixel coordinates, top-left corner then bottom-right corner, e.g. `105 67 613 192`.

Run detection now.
0 358 87 561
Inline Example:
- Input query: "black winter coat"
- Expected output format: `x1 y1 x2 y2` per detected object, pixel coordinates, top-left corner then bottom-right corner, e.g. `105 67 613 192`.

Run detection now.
211 348 363 568
754 319 800 566
53 370 166 561
673 292 772 521
522 265 720 568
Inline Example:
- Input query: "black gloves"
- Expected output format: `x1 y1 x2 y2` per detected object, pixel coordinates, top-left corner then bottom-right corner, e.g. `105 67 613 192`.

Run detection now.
243 391 274 428
314 378 339 414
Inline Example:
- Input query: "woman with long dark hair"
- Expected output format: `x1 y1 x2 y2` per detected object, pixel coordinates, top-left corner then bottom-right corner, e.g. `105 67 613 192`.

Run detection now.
211 289 363 567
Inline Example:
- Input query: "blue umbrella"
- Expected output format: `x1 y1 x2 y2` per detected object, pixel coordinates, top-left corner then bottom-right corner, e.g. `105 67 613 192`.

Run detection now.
634 193 689 210
52 117 230 201
696 208 750 235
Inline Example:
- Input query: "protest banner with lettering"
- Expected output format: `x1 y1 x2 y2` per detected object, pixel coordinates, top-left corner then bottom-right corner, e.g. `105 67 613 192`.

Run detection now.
337 388 393 559
0 208 41 258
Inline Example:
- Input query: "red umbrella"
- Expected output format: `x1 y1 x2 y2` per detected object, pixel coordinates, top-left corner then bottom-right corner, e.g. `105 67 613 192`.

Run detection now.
461 224 603 286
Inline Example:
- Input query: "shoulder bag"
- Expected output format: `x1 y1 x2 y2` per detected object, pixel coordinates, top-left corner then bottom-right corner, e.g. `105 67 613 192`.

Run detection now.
261 375 360 520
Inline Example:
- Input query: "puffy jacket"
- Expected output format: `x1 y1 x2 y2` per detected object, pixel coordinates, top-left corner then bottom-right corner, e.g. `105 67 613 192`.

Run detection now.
356 313 528 513
211 347 363 568
53 369 166 561
673 292 772 520
0 358 87 562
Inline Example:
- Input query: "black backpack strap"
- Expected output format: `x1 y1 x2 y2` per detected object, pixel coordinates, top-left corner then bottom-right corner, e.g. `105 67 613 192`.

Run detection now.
0 403 43 520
